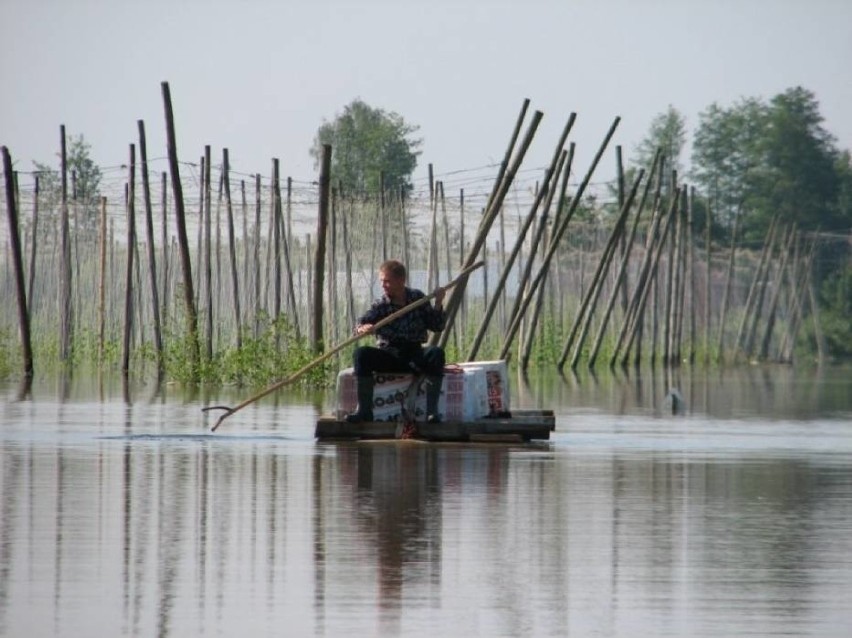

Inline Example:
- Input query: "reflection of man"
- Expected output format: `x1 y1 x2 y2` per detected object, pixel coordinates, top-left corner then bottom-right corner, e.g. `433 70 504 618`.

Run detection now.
346 260 446 424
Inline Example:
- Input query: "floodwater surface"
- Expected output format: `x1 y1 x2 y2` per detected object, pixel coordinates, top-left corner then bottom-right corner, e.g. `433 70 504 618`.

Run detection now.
1 365 851 637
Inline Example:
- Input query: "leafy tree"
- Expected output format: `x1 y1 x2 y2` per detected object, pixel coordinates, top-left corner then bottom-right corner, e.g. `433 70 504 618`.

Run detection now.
691 97 766 229
33 133 102 229
311 99 422 197
691 87 844 238
634 105 687 176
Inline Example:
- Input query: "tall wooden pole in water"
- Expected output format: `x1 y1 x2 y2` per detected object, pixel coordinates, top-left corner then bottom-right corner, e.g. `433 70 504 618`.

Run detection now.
97 196 107 362
59 125 74 361
2 146 34 377
312 144 332 353
138 120 164 370
161 81 199 374
122 145 137 376
223 149 243 349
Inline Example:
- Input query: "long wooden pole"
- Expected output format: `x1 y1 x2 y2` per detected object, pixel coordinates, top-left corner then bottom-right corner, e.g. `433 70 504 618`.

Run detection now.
499 117 622 362
2 146 34 377
567 168 645 370
312 144 332 353
161 81 199 375
138 120 164 369
97 196 107 362
587 151 660 367
619 187 682 365
223 148 243 349
466 113 576 360
121 144 136 376
27 175 39 316
434 105 543 350
59 125 73 361
206 260 484 431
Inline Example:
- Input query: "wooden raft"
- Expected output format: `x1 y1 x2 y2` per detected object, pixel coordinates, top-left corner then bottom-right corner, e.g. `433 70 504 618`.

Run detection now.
315 409 555 442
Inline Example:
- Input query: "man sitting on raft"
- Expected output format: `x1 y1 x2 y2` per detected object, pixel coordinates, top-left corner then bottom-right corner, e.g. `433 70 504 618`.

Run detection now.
346 259 447 424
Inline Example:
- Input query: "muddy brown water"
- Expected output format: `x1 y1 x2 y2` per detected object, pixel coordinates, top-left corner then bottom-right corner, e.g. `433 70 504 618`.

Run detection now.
1 365 851 637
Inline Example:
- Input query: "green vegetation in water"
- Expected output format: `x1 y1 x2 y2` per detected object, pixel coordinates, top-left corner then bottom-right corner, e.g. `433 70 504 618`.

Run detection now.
0 315 334 389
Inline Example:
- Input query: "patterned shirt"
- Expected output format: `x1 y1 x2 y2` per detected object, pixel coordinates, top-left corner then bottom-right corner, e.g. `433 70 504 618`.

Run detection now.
358 287 446 348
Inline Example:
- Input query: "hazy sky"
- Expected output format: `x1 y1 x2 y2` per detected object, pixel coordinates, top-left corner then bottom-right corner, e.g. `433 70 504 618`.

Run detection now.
2 0 851 191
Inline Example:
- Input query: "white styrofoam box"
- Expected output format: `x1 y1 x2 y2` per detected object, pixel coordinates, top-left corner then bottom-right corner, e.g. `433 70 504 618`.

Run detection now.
455 360 510 415
335 366 490 422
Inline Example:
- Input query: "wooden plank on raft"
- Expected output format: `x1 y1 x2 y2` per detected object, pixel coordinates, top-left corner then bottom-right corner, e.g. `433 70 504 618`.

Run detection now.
314 415 554 442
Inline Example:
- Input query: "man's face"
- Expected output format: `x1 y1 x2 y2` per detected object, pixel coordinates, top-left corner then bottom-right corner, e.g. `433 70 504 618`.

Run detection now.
380 269 406 299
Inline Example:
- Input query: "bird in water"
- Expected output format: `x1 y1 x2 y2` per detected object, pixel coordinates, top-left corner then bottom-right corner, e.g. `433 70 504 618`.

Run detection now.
663 388 686 415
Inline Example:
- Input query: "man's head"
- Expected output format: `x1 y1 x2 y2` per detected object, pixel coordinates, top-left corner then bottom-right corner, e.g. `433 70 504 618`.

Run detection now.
379 260 407 299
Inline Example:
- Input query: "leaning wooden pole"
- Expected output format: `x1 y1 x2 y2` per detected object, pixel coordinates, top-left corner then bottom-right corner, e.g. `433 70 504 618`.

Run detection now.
758 226 797 361
2 146 34 377
715 204 741 362
469 113 575 360
223 148 243 349
519 154 575 370
437 103 543 352
138 120 164 370
500 117 622 362
567 168 645 370
161 80 200 375
312 144 332 354
619 187 682 365
742 220 785 359
588 151 660 368
734 214 779 359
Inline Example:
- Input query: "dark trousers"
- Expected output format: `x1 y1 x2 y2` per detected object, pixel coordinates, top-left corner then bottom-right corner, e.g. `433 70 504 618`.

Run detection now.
352 344 445 378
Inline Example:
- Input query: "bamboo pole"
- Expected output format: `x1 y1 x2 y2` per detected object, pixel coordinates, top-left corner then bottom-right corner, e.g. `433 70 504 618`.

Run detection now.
467 112 575 360
160 172 169 331
223 149 243 349
138 120 164 370
498 117 621 363
703 199 712 364
615 146 629 314
435 105 544 351
733 215 779 357
2 146 34 377
619 187 682 365
121 145 137 376
312 144 332 353
741 218 784 359
203 145 213 361
675 188 690 364
97 196 107 362
240 179 248 309
254 174 262 337
588 151 660 367
278 171 300 338
161 81 200 374
715 204 741 362
567 168 645 370
662 173 679 365
27 175 39 316
758 226 797 361
780 235 818 362
59 125 73 361
519 155 575 370
612 159 666 366
272 159 283 332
